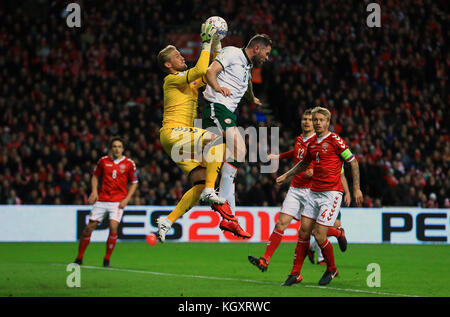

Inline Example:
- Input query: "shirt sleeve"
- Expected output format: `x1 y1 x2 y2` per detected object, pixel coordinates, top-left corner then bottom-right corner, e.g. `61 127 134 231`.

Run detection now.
190 77 207 90
214 47 235 70
333 134 355 163
93 159 103 177
340 148 355 163
279 149 295 160
166 50 210 86
129 161 139 184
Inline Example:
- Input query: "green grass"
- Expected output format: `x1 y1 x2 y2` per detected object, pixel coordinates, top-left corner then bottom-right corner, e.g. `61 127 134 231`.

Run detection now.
0 242 449 297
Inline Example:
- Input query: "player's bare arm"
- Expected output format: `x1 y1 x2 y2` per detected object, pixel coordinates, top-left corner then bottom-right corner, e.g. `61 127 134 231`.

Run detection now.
341 172 351 207
350 159 363 206
205 61 232 97
276 160 308 185
243 79 261 106
119 182 138 209
88 175 99 205
268 153 280 160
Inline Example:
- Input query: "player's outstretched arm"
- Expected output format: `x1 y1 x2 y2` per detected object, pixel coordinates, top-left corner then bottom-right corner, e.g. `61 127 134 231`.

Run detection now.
276 160 309 185
119 182 138 209
174 23 217 86
349 159 363 206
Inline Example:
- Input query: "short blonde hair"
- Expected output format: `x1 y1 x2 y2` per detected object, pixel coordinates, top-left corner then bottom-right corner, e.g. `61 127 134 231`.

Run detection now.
311 106 331 121
157 45 176 73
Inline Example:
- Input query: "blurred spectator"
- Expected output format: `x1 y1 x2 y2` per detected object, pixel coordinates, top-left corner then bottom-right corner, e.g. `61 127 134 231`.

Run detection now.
0 0 448 208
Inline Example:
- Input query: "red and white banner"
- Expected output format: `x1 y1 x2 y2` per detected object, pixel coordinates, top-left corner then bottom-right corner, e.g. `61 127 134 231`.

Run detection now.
0 205 448 244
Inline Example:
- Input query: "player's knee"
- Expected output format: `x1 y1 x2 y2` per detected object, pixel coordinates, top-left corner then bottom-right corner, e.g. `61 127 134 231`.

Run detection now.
109 222 119 234
189 167 206 184
312 230 326 245
275 221 289 231
84 222 97 235
276 214 292 230
298 226 311 239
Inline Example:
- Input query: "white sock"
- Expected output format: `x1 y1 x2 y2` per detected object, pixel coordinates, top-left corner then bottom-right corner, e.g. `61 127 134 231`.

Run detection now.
309 237 317 249
219 163 238 212
316 243 324 262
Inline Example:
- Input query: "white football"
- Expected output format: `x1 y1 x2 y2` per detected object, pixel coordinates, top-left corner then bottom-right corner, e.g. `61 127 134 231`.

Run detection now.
205 16 228 40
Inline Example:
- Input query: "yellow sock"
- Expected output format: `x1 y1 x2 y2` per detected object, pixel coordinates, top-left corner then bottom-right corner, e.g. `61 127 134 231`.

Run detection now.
167 184 204 223
205 143 225 189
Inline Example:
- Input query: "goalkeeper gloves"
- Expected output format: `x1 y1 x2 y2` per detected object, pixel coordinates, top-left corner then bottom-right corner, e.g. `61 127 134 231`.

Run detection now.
201 23 217 51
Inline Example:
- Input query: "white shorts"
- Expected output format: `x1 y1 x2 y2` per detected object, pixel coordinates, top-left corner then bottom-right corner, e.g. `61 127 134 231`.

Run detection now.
280 187 310 220
302 190 343 227
89 201 124 223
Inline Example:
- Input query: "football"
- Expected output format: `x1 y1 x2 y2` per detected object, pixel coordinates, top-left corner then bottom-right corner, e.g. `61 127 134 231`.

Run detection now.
146 233 157 246
205 16 228 40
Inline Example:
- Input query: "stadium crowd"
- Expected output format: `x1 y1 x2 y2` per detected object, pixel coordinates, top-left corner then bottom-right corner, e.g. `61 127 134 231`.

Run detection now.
0 0 448 208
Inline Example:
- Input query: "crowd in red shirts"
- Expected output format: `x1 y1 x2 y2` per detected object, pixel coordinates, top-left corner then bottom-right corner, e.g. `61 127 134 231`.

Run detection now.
0 0 448 208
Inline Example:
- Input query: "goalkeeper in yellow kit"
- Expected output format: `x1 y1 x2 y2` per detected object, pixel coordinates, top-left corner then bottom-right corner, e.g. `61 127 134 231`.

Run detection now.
156 23 251 242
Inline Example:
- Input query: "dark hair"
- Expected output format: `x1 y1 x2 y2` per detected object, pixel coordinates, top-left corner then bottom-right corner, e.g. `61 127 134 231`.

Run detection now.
247 34 272 49
109 136 125 149
303 109 313 116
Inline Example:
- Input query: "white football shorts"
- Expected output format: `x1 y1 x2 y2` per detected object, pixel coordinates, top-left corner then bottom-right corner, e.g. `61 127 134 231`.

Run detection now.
280 187 311 220
89 201 124 223
302 190 343 227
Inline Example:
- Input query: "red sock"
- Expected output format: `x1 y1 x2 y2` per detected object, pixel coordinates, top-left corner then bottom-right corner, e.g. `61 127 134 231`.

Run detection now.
320 239 337 272
77 234 91 260
104 233 118 261
327 227 341 238
291 236 310 275
263 228 284 262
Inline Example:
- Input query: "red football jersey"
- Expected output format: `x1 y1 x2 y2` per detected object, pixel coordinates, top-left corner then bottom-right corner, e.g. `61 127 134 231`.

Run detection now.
303 132 355 192
93 155 138 202
280 133 315 188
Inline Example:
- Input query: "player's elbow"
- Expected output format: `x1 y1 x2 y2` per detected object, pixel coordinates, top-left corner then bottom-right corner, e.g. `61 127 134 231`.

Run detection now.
205 67 215 81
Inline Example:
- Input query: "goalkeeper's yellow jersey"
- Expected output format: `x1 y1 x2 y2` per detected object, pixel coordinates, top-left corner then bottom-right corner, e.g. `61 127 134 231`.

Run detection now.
161 49 210 129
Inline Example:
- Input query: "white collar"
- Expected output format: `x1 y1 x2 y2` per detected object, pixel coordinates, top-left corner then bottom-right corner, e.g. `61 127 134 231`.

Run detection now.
316 132 331 143
302 133 316 142
112 156 126 164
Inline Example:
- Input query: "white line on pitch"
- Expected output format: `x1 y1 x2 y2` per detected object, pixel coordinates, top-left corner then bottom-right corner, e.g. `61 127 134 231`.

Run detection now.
54 263 421 297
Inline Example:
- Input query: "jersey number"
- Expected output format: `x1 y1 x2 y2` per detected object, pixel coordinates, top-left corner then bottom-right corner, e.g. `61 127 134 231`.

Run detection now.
297 148 305 159
316 152 320 162
112 170 117 179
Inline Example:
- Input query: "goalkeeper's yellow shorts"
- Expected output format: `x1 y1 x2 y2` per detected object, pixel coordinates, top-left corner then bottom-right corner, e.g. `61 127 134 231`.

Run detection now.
160 125 208 176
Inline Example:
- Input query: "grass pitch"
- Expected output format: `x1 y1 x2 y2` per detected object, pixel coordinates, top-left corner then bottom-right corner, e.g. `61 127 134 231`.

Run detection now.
0 242 448 297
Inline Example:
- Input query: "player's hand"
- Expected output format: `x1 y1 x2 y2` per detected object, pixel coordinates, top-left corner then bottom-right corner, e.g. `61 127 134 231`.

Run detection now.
344 193 351 207
253 97 262 107
353 189 363 207
303 168 314 179
201 23 217 43
119 199 129 209
268 153 279 160
216 86 232 97
276 173 288 185
88 192 98 205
